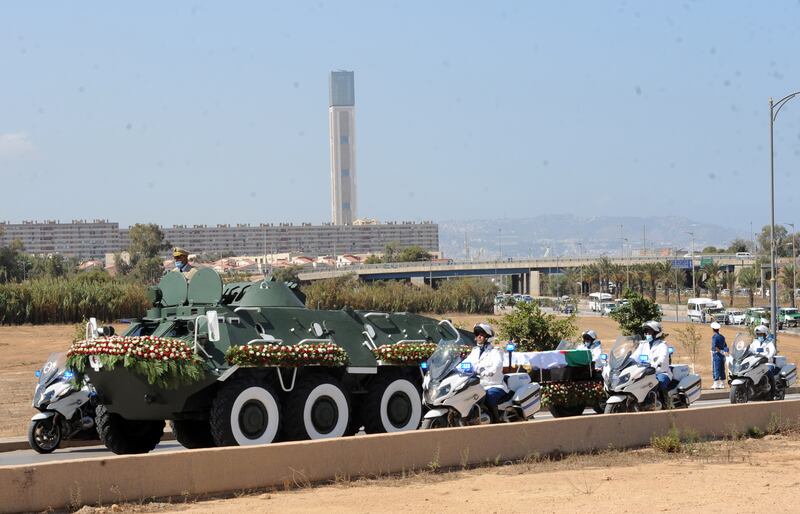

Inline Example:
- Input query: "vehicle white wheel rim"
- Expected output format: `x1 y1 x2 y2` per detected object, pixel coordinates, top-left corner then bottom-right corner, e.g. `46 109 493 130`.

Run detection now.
379 379 422 432
303 383 349 439
230 386 280 445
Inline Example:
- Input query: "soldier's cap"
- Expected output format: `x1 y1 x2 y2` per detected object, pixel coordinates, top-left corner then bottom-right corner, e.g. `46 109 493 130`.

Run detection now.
172 247 189 258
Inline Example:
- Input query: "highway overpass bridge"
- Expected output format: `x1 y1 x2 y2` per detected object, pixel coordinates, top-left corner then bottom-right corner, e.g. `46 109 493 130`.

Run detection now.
297 254 756 295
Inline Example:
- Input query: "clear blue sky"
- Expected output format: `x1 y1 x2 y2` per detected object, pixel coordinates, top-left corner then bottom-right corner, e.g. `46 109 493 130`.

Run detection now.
2 1 800 233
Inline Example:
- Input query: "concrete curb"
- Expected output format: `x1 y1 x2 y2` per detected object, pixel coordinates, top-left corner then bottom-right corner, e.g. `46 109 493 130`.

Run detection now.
0 431 175 454
2 400 799 514
4 385 797 453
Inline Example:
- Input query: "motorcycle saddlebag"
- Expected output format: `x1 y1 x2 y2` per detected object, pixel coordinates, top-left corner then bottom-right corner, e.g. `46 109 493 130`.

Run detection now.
671 364 690 381
774 355 788 368
512 382 541 419
677 374 702 404
780 363 797 387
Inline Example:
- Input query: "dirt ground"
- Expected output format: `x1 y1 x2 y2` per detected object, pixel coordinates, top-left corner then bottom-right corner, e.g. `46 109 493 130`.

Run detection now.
74 432 800 513
2 316 799 439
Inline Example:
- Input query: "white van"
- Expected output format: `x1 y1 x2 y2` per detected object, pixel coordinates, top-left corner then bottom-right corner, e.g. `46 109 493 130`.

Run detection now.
588 292 613 312
687 298 724 323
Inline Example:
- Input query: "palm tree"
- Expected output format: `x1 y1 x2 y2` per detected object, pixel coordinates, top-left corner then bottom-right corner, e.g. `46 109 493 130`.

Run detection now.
629 264 646 295
720 268 735 306
610 264 626 297
597 257 613 293
657 261 674 303
643 262 662 301
562 268 580 296
737 266 759 307
780 264 796 307
701 261 723 300
583 264 600 294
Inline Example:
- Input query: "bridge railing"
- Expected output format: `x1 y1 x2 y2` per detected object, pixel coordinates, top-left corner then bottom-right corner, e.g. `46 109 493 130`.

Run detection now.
297 254 756 277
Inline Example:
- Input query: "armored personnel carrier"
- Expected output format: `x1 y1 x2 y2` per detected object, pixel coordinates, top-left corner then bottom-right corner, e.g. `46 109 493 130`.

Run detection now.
72 269 471 454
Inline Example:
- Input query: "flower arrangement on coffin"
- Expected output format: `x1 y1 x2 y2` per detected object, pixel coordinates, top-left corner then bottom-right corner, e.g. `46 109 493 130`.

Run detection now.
371 342 472 365
226 343 348 367
67 335 206 389
540 380 605 408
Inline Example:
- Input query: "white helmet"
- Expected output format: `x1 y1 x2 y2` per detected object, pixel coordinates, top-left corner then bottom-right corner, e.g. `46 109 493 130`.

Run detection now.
473 323 494 339
582 330 598 341
641 321 663 339
754 325 769 337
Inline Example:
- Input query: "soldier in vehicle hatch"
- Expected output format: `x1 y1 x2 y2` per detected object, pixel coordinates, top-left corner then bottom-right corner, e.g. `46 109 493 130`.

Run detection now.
171 247 197 281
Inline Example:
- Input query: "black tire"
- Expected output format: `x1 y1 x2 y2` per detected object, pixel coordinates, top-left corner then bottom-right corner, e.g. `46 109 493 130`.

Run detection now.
210 375 282 446
170 419 216 449
592 400 606 414
282 373 351 441
420 415 449 429
95 405 164 455
730 384 749 404
27 418 62 454
773 381 786 401
360 372 422 434
604 403 625 414
548 404 586 418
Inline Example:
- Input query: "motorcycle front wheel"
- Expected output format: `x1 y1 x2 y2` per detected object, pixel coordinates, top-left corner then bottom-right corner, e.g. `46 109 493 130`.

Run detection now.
420 415 449 429
28 418 62 454
730 384 749 404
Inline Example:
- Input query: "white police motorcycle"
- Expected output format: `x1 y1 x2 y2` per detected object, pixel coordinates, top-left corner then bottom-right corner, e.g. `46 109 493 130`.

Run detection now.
601 336 701 413
420 340 541 428
29 352 98 453
728 333 797 404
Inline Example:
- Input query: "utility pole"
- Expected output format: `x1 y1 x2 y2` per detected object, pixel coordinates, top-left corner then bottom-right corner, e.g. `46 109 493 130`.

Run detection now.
464 229 470 261
643 225 646 257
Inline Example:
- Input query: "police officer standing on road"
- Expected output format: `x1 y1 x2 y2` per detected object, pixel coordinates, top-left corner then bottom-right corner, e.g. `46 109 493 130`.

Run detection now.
171 247 198 281
710 322 728 389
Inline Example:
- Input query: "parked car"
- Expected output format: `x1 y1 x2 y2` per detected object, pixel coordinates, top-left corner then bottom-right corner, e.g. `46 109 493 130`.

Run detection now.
687 298 723 323
705 307 727 324
778 307 800 329
601 302 617 315
735 252 752 258
745 307 768 326
725 309 746 325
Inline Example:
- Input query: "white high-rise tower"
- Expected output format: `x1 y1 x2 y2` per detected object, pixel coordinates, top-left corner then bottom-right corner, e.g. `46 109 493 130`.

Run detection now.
329 70 357 225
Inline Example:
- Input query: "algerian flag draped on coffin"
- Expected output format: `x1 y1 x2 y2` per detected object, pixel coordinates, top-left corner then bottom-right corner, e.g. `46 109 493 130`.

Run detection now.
510 349 593 369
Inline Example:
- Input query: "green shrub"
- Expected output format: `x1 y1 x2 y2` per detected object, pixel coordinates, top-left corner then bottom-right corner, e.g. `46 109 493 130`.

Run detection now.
610 290 662 337
495 302 577 351
303 275 495 314
0 277 148 324
651 428 683 453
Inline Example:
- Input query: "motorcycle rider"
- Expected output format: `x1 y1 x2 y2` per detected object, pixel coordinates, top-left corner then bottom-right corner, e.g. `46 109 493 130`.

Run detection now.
579 329 603 365
749 325 777 395
463 323 507 422
633 321 673 408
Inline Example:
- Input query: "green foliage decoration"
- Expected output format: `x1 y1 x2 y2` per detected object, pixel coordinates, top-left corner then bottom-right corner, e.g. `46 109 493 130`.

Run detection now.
66 336 206 389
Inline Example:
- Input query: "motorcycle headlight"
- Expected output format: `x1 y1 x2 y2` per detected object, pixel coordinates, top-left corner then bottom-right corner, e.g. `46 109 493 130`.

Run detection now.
42 390 54 403
436 384 452 397
740 362 750 371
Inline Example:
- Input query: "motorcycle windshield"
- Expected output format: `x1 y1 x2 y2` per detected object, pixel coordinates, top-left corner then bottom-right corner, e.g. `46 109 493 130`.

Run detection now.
609 336 638 371
730 333 750 363
556 340 580 351
38 352 68 386
426 340 466 386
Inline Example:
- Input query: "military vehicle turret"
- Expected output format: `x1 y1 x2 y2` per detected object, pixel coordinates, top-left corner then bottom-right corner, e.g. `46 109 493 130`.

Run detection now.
69 269 471 454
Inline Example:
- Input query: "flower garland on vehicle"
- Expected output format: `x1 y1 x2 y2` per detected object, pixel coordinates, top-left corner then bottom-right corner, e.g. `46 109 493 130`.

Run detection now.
540 379 605 408
226 342 348 367
66 335 206 389
371 342 472 364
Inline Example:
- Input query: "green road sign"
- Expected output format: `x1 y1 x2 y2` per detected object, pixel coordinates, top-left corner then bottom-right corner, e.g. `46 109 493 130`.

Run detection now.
701 257 713 266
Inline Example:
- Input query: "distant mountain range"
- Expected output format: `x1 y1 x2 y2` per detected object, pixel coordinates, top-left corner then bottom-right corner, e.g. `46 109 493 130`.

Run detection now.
439 215 745 260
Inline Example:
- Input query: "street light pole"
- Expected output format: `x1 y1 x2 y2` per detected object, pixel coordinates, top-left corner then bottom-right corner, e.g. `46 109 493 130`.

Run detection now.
577 242 584 296
688 231 696 296
623 237 630 291
787 223 796 308
770 91 800 341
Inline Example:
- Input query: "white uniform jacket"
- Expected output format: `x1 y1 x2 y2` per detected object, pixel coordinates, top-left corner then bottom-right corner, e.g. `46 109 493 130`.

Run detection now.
632 339 672 380
463 344 507 392
748 339 776 362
